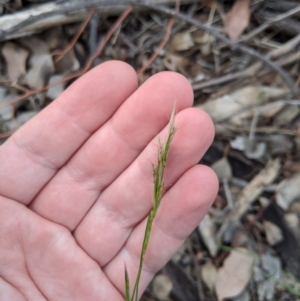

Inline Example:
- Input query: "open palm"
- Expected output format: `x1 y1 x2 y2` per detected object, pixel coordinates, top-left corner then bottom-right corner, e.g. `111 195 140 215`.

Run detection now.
0 61 218 300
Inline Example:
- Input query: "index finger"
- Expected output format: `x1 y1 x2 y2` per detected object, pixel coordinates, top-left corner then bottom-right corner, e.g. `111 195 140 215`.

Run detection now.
0 61 138 204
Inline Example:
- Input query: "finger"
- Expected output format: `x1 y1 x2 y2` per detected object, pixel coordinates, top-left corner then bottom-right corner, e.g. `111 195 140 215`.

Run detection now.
0 197 124 301
30 72 193 229
103 165 219 298
0 277 26 301
74 108 214 266
0 61 138 204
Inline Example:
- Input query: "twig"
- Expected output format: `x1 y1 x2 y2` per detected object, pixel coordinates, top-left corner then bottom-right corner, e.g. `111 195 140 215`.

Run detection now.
217 159 281 242
255 10 300 37
192 64 260 90
89 10 100 55
88 6 133 69
0 0 200 41
193 33 300 91
133 2 298 94
187 236 204 301
54 8 96 63
131 3 197 58
240 5 300 42
270 33 300 58
137 0 180 77
0 6 133 111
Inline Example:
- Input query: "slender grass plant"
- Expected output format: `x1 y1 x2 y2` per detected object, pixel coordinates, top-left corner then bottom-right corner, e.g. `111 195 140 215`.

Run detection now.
125 103 177 301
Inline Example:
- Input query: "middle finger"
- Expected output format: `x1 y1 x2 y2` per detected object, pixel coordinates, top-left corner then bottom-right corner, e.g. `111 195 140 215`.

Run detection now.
30 72 193 230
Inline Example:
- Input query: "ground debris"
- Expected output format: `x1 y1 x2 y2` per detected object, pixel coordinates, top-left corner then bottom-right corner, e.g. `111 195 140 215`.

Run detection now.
1 1 300 300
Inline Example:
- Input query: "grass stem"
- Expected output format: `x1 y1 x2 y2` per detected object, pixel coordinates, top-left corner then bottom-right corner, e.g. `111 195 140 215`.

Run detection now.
125 103 177 301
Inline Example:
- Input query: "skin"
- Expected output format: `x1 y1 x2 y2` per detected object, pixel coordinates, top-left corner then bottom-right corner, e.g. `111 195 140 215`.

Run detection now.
0 61 218 301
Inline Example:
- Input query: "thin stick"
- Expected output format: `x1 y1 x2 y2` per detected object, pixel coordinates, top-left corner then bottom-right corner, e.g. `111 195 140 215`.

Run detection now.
0 0 201 41
137 0 180 77
132 2 298 94
0 6 133 111
54 8 96 63
87 5 133 69
240 5 300 42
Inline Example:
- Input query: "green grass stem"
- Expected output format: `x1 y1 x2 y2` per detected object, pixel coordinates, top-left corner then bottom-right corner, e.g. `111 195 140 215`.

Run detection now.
124 103 176 301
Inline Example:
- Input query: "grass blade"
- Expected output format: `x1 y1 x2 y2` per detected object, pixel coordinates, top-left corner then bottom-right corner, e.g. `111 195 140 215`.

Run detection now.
125 102 177 301
125 265 131 301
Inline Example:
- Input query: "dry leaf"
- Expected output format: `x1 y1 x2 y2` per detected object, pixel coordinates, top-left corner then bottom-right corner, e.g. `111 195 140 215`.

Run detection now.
225 0 250 41
284 213 299 230
274 105 300 126
201 261 217 292
257 254 281 301
163 53 190 74
231 136 247 151
230 136 266 159
0 87 15 121
197 86 286 126
263 220 283 246
170 31 194 51
276 173 300 210
211 157 232 180
2 42 29 82
46 75 65 100
198 214 218 257
21 37 54 89
218 159 281 241
152 274 173 299
244 141 266 160
192 30 215 56
284 213 300 244
216 248 254 301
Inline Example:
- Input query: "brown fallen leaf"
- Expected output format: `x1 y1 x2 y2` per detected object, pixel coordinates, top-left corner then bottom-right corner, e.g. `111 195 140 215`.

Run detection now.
217 159 281 241
225 0 250 41
198 214 218 257
2 42 29 82
0 87 15 121
216 248 254 301
170 31 194 51
276 173 300 210
197 85 286 125
21 36 55 89
201 261 217 292
211 157 232 180
263 220 283 246
152 274 173 300
163 53 190 75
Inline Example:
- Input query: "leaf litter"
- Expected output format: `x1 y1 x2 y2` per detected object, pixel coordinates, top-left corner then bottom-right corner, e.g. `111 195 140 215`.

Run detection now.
0 1 300 300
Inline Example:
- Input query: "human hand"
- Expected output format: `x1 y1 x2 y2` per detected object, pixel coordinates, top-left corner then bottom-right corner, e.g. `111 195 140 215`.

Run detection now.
0 61 218 300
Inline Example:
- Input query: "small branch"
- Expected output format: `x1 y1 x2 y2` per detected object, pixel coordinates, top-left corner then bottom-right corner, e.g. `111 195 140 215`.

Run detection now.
85 5 133 71
0 0 201 41
193 32 300 91
241 5 300 42
54 8 96 63
132 2 298 94
0 6 133 111
270 33 300 58
137 0 180 77
89 10 100 55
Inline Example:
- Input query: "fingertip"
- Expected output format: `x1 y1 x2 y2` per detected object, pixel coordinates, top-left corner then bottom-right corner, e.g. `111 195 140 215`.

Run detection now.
155 164 219 241
143 71 194 109
174 108 215 155
93 60 138 87
58 60 138 108
196 108 216 144
192 164 219 208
